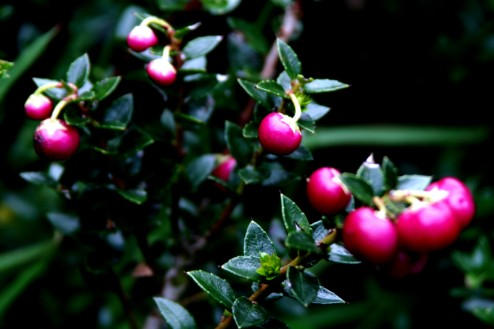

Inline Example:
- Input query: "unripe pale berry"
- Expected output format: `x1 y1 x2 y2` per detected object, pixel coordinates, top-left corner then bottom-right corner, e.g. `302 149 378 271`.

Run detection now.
306 167 351 214
212 155 237 182
426 177 475 229
396 201 460 252
342 207 398 264
127 25 158 52
258 112 302 155
146 58 177 86
34 119 80 160
24 94 53 120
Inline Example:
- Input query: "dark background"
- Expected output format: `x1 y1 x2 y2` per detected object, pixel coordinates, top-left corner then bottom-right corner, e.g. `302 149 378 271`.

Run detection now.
1 0 493 328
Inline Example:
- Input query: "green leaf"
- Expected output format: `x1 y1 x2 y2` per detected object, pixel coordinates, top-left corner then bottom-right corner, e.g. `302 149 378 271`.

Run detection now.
222 256 261 281
225 121 253 166
277 71 291 92
66 53 90 87
228 18 269 53
0 27 57 103
242 121 258 139
0 59 13 78
154 297 197 329
157 0 189 11
284 146 313 161
311 220 330 244
186 154 216 189
286 267 318 307
303 79 349 93
238 166 262 185
46 212 79 234
244 221 276 257
183 36 223 59
19 172 56 186
93 76 121 100
304 102 330 121
237 79 269 108
328 244 361 264
117 189 147 204
232 297 269 328
298 118 315 134
160 109 176 136
33 78 66 100
181 57 207 73
340 173 374 205
256 252 281 280
256 80 286 98
99 93 133 130
202 0 242 15
382 156 398 191
312 286 345 304
285 231 318 253
0 239 56 273
452 237 492 274
277 39 301 79
472 307 494 325
174 22 202 39
187 270 236 308
396 175 432 190
356 155 384 195
280 194 312 234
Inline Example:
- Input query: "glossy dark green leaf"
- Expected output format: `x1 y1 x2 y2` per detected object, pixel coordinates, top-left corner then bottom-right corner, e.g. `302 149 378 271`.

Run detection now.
312 286 345 304
256 80 286 98
303 79 349 93
66 53 90 87
277 39 301 79
183 36 223 59
280 194 312 234
328 244 361 264
46 213 79 234
63 106 89 127
225 121 253 166
311 220 330 244
222 256 261 281
238 166 262 185
298 118 315 134
356 155 384 195
284 145 313 161
242 121 258 139
452 237 492 274
237 79 269 108
181 57 207 73
232 297 269 328
33 78 66 100
93 76 121 100
277 71 291 92
187 270 236 308
117 189 147 204
382 156 398 191
244 221 276 257
154 297 197 329
396 175 432 190
202 0 241 15
99 93 133 130
19 172 55 186
286 267 318 307
285 231 318 253
304 102 330 121
186 154 216 189
160 109 176 136
340 173 374 205
228 18 269 53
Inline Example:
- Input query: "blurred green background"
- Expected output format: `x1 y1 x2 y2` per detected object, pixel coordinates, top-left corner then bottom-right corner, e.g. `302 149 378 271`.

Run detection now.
1 0 493 328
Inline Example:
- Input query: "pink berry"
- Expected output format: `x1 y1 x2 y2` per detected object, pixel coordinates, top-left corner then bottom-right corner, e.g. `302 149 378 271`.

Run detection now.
146 58 177 86
127 25 158 52
387 251 428 278
34 119 80 160
426 177 475 229
258 112 302 155
306 167 351 214
342 207 398 264
24 94 53 120
396 201 460 252
212 155 237 182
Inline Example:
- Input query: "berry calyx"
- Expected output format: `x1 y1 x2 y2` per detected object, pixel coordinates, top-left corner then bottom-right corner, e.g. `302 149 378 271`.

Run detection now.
24 94 53 120
306 167 351 214
342 207 398 264
127 25 158 52
258 112 302 155
146 57 177 86
34 119 80 160
396 201 460 252
426 177 475 229
212 155 237 182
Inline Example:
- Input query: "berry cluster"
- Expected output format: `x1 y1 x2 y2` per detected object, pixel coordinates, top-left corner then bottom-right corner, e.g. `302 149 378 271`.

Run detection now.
306 164 475 275
127 17 177 86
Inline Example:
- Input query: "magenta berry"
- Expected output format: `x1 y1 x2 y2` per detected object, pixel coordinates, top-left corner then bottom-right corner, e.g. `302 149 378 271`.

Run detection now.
342 207 398 264
396 201 460 252
24 94 53 120
426 177 475 229
306 167 351 214
258 112 302 155
34 119 80 160
212 155 237 182
146 58 177 86
127 25 158 52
